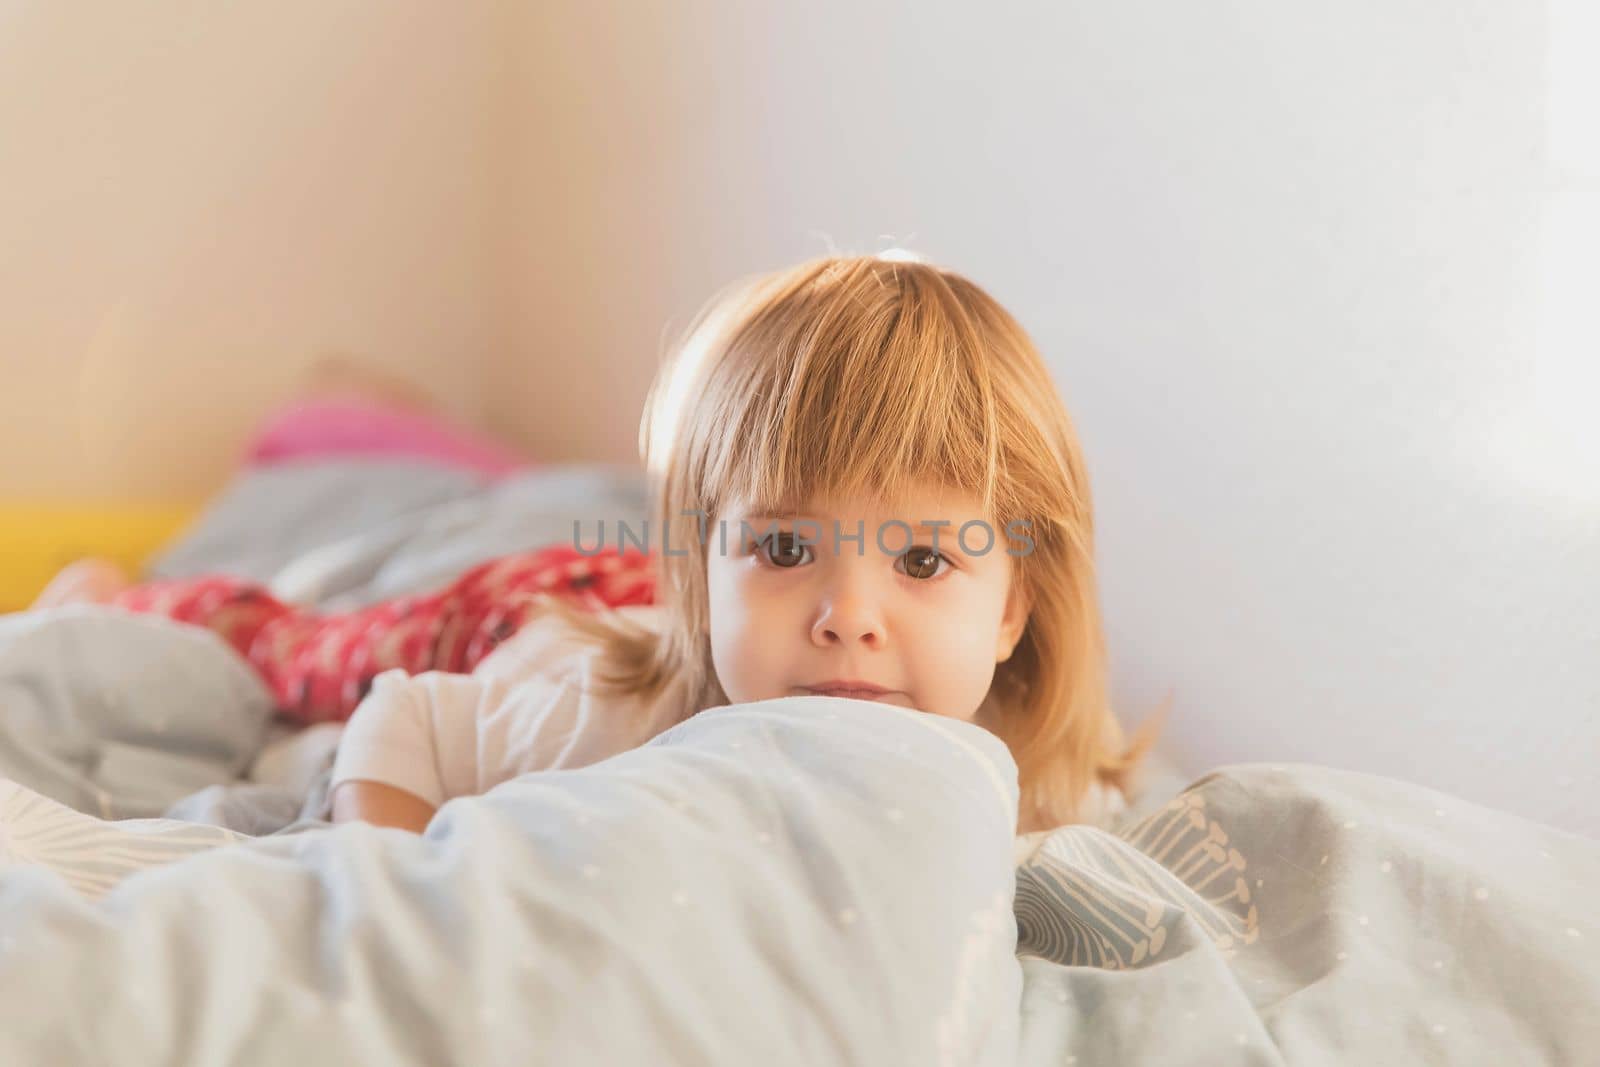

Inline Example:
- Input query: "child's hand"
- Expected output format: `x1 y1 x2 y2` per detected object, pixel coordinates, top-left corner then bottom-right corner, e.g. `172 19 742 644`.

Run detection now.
330 779 437 834
30 557 131 609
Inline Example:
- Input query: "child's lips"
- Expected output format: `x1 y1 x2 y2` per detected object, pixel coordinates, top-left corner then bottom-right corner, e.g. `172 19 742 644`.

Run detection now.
800 683 900 702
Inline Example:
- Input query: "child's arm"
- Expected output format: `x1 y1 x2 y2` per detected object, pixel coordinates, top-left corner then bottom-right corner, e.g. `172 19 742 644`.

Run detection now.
328 669 503 832
330 779 437 834
326 636 665 832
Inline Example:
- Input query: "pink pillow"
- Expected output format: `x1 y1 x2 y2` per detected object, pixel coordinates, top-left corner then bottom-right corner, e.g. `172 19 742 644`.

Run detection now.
246 396 532 478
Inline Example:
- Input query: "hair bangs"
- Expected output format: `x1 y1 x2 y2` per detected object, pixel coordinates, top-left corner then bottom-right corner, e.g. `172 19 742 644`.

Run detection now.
690 259 1007 524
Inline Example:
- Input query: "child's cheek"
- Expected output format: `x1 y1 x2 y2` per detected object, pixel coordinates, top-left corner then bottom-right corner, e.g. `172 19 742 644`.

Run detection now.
920 623 998 722
709 591 782 704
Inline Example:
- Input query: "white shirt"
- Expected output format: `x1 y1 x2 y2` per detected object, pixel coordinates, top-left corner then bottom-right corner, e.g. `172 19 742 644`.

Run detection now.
330 605 686 809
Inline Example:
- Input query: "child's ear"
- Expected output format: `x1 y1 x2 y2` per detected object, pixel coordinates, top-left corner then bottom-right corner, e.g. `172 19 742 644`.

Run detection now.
995 583 1031 663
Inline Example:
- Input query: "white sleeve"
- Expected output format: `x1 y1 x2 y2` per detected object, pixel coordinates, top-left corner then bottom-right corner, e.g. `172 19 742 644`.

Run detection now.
469 606 682 791
331 609 685 808
329 668 506 809
472 666 643 790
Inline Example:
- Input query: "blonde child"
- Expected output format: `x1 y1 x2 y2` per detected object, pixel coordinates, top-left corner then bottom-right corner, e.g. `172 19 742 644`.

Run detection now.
329 254 1158 835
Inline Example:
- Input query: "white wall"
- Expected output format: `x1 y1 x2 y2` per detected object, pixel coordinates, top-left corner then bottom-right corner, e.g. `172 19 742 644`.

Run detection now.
497 1 1599 836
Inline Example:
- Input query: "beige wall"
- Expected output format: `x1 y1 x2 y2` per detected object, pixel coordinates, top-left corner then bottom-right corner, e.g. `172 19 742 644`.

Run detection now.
488 2 715 468
0 3 517 499
0 2 816 497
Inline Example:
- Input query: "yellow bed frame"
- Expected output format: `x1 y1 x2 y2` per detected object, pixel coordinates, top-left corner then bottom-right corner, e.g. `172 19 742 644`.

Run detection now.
0 504 199 612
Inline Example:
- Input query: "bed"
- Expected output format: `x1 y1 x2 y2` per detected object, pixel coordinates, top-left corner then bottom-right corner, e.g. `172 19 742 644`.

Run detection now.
2 457 1596 1065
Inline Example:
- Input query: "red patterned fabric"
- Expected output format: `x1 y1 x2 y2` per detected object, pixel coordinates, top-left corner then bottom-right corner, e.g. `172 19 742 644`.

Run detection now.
112 544 656 724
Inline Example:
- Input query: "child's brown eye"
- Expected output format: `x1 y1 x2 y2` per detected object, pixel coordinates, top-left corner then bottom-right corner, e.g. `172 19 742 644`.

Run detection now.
897 547 948 580
758 532 812 568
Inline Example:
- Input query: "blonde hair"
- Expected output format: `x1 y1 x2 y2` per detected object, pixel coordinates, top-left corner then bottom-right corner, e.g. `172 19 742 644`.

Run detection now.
532 254 1161 833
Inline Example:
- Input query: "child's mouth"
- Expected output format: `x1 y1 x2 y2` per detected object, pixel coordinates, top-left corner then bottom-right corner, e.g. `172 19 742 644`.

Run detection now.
800 683 899 702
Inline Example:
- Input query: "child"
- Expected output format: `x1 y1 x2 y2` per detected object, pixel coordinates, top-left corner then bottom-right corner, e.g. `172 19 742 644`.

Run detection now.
28 363 659 724
29 545 656 725
327 254 1159 836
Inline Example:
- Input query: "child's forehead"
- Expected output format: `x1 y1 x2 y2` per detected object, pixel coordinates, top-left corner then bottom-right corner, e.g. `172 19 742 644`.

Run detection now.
721 484 990 522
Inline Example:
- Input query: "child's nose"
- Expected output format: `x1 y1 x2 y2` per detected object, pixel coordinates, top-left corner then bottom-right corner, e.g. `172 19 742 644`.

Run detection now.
809 584 886 648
